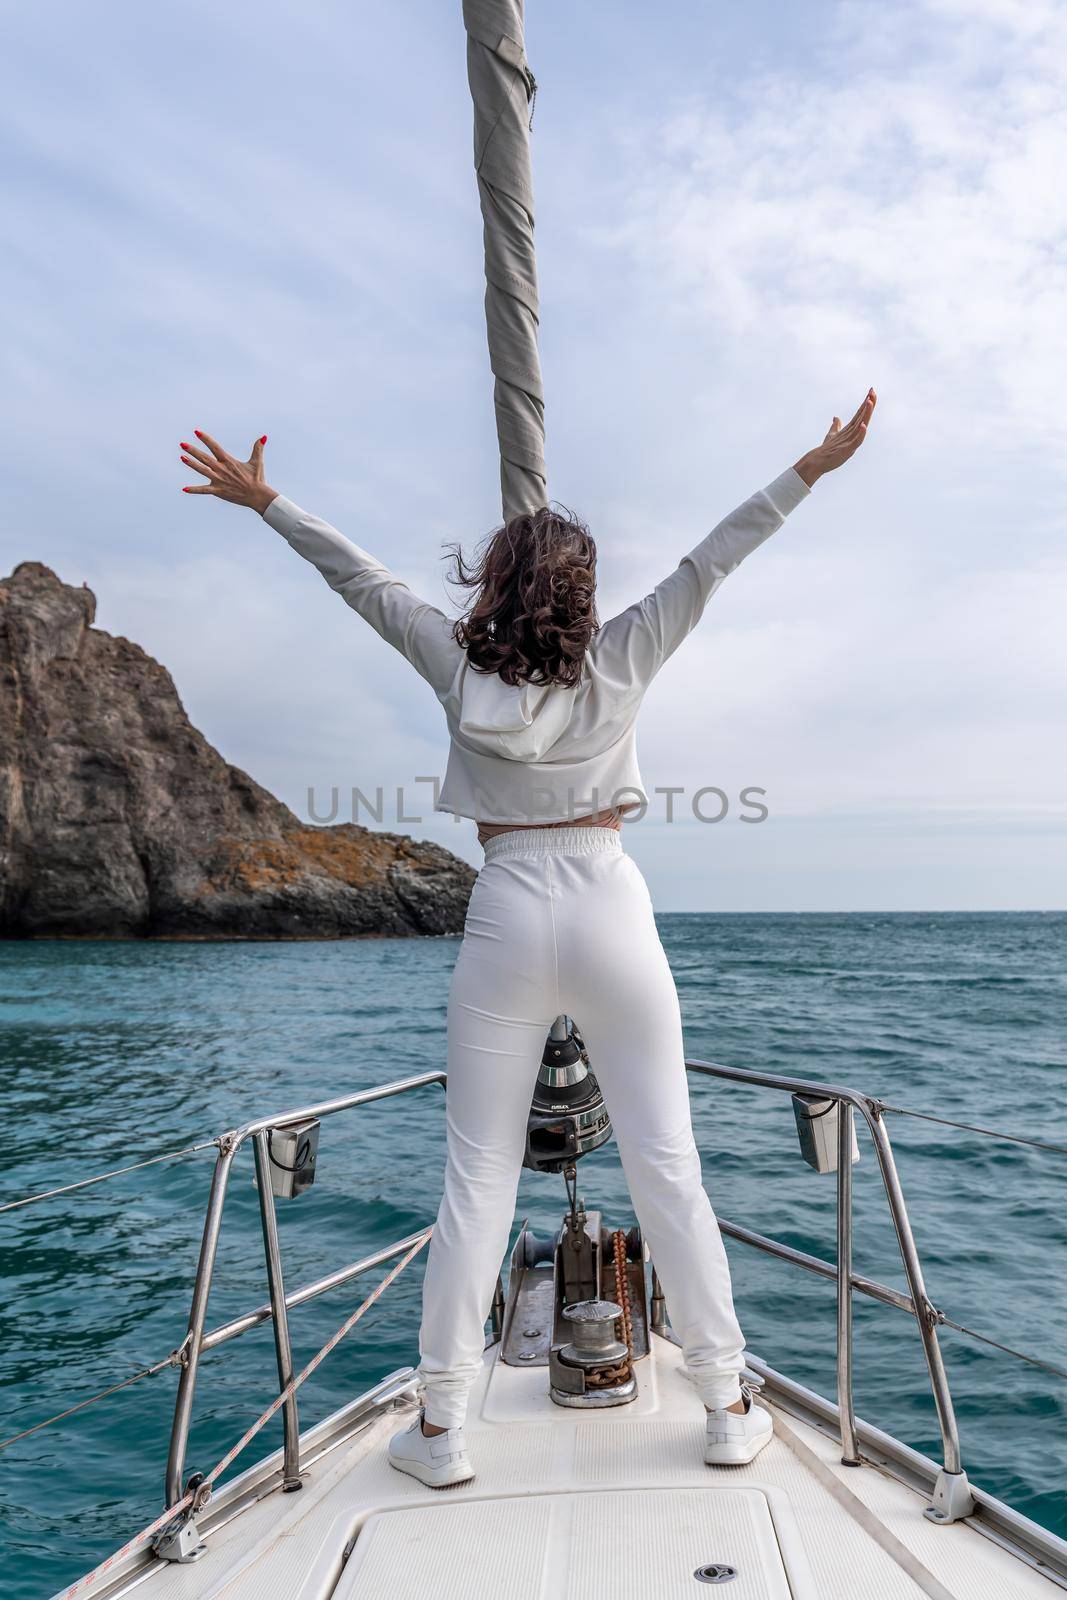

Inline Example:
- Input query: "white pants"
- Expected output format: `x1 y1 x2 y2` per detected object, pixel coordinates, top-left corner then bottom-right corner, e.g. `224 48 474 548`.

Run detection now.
415 827 747 1428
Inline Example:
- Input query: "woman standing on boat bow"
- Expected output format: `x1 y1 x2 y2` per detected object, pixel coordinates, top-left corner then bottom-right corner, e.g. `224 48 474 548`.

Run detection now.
179 386 875 1486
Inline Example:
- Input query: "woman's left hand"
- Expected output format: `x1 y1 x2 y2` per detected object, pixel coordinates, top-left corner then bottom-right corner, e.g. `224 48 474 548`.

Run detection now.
179 429 276 514
794 388 877 487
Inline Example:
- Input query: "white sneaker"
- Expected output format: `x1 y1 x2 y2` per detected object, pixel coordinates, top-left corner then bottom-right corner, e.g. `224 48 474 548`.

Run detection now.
388 1407 475 1488
704 1380 773 1466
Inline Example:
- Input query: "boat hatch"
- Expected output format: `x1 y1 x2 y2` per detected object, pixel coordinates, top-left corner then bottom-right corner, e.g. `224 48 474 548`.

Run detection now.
333 1486 815 1599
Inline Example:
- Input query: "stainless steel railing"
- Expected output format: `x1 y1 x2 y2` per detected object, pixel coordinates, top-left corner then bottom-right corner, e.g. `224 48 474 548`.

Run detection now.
163 1059 974 1525
164 1071 446 1509
684 1059 971 1520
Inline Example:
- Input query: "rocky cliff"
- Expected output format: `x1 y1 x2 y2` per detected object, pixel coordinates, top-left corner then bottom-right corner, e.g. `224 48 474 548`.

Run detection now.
0 562 475 938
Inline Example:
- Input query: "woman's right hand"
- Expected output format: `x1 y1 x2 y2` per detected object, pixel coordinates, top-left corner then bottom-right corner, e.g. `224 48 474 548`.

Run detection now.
180 429 277 514
793 388 877 487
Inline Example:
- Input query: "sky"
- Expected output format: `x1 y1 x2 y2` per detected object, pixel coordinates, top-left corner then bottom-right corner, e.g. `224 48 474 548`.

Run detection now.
2 0 1065 910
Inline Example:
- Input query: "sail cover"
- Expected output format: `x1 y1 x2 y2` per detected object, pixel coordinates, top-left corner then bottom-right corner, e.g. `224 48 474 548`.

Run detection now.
463 0 546 522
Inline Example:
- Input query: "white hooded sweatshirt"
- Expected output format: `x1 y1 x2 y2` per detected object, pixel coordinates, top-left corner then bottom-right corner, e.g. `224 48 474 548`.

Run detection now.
262 464 811 823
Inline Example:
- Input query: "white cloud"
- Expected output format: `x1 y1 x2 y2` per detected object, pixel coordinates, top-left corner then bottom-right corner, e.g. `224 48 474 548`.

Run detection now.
564 0 1067 461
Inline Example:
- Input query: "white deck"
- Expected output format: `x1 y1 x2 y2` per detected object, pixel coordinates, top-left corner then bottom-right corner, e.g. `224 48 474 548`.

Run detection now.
105 1331 1061 1600
337 1486 809 1599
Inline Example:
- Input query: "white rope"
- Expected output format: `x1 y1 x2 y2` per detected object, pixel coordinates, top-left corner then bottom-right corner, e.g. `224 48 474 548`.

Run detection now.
57 1227 432 1599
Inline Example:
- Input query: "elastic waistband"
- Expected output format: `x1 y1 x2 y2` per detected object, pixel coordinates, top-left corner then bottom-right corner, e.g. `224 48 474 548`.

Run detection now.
482 827 624 864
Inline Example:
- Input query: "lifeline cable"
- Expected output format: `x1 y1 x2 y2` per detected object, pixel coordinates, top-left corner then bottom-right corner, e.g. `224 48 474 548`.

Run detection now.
881 1104 1067 1157
939 1317 1067 1382
0 1339 190 1454
0 1139 217 1214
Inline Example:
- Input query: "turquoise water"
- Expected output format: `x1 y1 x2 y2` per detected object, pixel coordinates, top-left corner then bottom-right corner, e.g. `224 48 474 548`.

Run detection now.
1 912 1065 1597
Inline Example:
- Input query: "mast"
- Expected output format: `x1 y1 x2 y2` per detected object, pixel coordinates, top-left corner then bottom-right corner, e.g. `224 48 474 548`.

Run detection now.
462 0 546 522
463 4 567 1042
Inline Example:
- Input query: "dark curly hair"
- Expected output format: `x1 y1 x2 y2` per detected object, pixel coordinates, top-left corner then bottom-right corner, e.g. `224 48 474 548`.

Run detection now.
444 504 599 688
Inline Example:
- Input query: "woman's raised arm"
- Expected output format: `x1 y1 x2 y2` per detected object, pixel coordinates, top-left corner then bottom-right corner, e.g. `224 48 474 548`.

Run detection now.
590 388 877 689
179 429 462 695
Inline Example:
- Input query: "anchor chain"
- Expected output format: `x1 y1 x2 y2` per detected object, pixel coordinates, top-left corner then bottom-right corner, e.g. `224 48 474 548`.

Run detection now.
585 1228 635 1389
613 1227 635 1362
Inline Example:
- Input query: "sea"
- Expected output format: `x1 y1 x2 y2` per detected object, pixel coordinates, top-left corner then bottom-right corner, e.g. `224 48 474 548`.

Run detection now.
1 911 1065 1598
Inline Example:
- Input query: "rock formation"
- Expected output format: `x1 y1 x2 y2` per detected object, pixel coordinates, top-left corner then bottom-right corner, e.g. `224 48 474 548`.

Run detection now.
0 562 475 938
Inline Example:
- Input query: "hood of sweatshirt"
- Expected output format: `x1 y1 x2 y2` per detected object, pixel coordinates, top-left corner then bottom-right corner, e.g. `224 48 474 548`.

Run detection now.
448 659 578 762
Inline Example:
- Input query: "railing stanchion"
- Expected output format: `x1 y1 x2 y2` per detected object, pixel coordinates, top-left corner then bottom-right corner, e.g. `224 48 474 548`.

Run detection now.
836 1101 860 1464
162 1071 445 1515
861 1112 974 1521
164 1143 237 1508
252 1131 303 1491
685 1057 974 1518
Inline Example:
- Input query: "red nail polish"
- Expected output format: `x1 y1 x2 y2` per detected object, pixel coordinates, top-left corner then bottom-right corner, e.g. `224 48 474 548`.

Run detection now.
260 435 267 445
180 442 190 450
194 429 204 439
182 486 191 492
